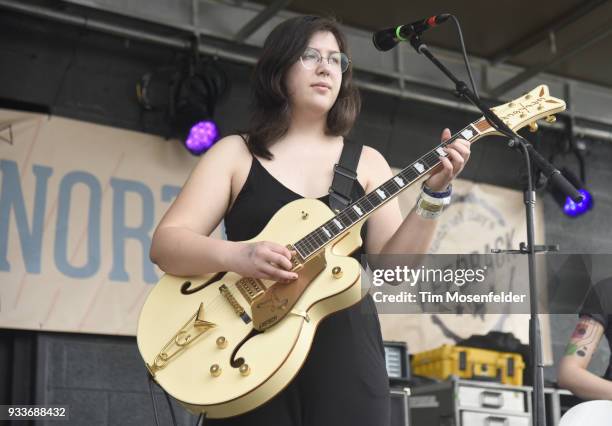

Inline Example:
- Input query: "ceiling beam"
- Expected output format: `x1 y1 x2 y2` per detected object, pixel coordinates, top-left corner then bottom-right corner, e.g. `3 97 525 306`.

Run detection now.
488 19 612 98
489 0 610 66
2 0 612 142
233 0 292 43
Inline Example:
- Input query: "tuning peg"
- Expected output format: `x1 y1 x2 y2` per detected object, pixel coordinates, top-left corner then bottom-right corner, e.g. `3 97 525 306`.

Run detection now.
529 122 538 132
545 115 556 123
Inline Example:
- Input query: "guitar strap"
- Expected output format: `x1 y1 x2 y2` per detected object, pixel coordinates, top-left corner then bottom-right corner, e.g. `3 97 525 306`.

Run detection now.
328 141 363 213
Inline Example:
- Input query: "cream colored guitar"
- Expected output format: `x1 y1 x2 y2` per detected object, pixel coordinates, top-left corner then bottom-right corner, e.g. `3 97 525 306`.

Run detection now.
559 400 612 425
137 85 566 418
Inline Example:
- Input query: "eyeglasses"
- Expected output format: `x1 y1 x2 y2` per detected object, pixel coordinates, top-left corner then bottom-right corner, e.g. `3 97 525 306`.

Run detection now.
299 47 351 73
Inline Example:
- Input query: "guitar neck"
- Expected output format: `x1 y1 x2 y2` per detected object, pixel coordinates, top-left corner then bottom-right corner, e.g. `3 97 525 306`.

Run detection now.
292 118 491 260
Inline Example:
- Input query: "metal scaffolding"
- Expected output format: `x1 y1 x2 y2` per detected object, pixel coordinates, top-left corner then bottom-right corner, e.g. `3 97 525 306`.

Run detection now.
1 0 612 142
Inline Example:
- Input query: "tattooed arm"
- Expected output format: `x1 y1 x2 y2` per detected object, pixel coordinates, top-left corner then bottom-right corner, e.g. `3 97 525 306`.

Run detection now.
558 315 612 400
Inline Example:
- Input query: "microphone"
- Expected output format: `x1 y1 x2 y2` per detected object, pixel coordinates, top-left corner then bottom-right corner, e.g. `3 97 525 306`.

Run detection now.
372 14 451 51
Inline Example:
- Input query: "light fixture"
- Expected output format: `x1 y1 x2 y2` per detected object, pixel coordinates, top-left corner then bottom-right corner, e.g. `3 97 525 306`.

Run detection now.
551 168 593 217
545 116 593 218
169 52 227 155
136 50 227 156
185 120 219 155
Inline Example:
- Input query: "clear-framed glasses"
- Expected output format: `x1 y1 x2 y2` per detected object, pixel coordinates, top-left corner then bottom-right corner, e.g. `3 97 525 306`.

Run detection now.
299 47 351 73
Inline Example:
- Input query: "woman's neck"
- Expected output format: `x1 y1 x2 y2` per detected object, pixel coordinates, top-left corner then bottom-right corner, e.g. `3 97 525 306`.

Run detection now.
283 108 328 143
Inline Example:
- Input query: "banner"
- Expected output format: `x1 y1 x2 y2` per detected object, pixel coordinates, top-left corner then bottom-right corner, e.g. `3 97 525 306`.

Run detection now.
0 108 549 363
0 109 224 335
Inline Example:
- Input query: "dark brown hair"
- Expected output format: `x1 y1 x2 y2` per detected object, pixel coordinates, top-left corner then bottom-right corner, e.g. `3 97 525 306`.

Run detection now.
245 16 361 159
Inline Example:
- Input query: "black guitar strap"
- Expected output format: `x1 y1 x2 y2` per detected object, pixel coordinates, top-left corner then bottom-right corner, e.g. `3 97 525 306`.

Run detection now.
328 141 363 213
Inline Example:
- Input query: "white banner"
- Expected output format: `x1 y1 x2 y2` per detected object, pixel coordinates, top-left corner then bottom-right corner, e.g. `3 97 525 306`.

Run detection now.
0 109 222 335
0 109 550 363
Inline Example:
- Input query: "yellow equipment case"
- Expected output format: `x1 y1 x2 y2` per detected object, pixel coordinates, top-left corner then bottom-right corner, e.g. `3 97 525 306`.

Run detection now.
411 344 525 386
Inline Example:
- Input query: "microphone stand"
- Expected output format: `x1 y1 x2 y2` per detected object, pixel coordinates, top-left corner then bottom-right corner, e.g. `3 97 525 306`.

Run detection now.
406 34 582 426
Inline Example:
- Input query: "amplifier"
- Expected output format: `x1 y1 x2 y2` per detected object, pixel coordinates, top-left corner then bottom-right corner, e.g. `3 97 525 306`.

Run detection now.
409 378 530 426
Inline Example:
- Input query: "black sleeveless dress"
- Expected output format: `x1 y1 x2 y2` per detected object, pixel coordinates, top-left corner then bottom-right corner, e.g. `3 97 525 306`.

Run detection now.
207 151 390 426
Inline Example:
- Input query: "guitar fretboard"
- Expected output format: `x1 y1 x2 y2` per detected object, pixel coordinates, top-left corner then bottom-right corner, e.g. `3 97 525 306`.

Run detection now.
292 122 483 260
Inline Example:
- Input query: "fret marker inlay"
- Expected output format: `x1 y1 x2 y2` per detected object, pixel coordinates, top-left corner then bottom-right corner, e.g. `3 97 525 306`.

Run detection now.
394 176 405 187
436 147 447 157
333 219 343 229
376 189 387 199
461 129 474 139
353 205 363 216
414 162 425 173
322 227 331 237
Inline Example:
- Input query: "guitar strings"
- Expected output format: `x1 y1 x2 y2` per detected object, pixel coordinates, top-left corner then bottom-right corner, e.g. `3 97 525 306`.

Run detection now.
177 124 478 323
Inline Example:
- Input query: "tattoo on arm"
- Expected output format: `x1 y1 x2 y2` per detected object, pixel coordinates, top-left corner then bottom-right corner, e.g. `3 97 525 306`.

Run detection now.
564 316 601 357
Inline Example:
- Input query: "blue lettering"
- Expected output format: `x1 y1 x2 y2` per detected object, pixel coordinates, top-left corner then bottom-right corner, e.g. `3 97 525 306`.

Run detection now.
109 178 157 283
54 171 102 278
161 185 180 202
0 160 52 273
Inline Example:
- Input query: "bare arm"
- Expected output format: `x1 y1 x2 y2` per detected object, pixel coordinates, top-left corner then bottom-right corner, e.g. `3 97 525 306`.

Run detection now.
362 129 470 255
150 135 296 281
361 145 437 255
150 135 243 275
558 315 612 400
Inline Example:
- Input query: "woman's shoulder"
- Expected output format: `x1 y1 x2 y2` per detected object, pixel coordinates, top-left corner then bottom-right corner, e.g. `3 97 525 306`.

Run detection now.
359 145 388 164
358 144 392 174
207 133 251 157
201 134 252 168
356 145 393 192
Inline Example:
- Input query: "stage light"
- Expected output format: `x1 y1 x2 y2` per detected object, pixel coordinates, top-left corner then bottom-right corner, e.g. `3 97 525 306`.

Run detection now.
165 41 228 155
563 189 592 217
170 64 227 155
136 52 227 156
185 120 219 155
551 168 593 218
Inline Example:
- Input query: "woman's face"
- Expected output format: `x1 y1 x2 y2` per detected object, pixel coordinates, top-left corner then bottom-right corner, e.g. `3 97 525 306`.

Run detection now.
285 31 344 117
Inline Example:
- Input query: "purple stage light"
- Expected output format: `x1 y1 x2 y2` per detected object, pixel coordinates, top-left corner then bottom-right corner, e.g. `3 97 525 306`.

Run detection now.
184 120 219 155
563 189 592 217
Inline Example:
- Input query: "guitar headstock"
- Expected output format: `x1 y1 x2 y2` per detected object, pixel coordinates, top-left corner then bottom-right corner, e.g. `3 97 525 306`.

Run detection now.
476 85 566 136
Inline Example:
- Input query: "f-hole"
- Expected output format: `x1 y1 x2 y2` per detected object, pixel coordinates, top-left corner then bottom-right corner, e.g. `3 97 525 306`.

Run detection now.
230 328 262 368
181 271 227 295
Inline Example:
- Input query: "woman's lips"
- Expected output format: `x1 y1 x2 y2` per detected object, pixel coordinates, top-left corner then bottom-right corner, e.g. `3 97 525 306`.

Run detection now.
311 84 331 91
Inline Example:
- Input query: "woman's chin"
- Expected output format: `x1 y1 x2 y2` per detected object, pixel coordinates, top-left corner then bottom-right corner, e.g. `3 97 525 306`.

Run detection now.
304 99 335 115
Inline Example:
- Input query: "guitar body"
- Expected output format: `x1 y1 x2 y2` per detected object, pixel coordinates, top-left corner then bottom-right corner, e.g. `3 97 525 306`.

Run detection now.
137 198 365 418
559 400 612 426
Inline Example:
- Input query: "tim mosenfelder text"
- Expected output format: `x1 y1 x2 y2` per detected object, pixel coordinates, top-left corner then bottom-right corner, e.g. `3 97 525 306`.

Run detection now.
369 265 527 304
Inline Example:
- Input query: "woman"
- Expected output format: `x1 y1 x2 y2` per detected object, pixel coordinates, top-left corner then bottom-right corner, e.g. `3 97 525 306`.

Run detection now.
150 15 470 426
558 278 612 400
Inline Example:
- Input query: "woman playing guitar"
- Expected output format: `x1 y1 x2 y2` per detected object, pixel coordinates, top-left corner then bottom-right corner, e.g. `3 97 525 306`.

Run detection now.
149 15 470 425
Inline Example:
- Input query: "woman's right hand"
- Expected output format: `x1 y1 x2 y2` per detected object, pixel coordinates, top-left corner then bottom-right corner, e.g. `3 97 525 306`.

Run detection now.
231 241 299 282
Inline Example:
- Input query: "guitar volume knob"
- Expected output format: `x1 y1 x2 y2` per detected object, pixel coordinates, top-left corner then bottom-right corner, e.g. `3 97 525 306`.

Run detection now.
216 336 227 349
210 364 222 377
332 266 343 279
239 363 251 376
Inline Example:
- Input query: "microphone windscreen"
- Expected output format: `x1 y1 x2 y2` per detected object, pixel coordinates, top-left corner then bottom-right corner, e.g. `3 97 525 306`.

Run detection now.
372 28 398 51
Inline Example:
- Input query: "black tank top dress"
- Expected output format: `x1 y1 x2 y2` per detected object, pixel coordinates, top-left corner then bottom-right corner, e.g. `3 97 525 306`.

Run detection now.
206 150 391 426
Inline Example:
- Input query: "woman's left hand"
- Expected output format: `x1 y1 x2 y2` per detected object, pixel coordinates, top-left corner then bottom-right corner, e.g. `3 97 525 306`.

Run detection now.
424 128 471 192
